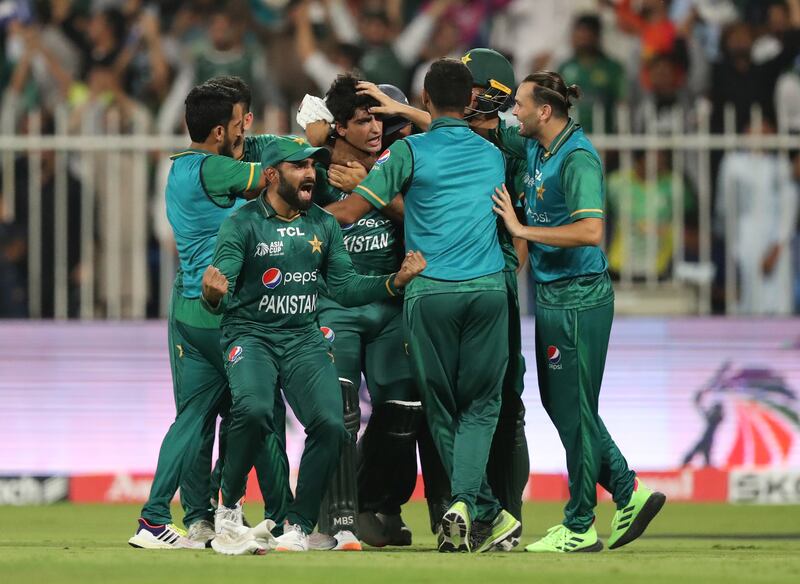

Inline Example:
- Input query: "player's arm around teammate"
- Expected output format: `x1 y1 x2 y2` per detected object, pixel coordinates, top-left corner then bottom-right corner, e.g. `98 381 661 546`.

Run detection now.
492 72 666 554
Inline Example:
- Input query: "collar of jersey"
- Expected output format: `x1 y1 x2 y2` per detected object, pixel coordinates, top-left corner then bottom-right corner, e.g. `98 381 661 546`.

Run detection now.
258 192 307 220
542 118 578 159
169 148 210 160
429 117 469 131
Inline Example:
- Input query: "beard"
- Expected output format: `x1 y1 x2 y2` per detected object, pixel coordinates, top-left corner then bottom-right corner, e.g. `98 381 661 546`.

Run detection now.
219 133 238 158
277 170 315 211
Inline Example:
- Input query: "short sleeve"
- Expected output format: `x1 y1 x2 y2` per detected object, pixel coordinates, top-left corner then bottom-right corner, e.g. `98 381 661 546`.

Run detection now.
242 134 277 163
562 150 605 221
200 155 262 206
353 140 413 209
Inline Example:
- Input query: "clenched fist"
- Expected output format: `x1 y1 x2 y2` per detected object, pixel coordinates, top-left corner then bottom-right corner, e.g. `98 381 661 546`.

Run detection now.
202 265 229 307
394 251 426 288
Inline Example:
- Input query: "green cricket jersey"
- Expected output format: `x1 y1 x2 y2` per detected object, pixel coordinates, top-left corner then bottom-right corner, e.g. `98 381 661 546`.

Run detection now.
202 196 401 331
168 135 277 328
313 165 403 276
500 119 528 273
355 117 505 283
490 118 608 283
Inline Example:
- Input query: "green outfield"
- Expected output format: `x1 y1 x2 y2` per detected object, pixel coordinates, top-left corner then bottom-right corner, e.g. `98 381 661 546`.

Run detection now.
1 501 799 584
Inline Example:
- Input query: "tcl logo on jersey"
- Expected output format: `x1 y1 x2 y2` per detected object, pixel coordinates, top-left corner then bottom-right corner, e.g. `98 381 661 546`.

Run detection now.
262 268 318 289
276 227 306 237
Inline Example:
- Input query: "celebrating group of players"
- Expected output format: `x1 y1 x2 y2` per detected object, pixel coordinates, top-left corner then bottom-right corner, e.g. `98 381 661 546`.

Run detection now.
128 47 666 555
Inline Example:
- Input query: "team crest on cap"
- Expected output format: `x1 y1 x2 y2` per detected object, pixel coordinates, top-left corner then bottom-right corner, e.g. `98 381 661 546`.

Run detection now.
376 150 391 165
262 267 283 289
320 326 335 343
228 345 243 365
547 345 562 370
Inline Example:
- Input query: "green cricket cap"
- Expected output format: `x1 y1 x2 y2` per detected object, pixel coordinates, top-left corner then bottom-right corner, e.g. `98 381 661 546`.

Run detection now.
260 135 330 168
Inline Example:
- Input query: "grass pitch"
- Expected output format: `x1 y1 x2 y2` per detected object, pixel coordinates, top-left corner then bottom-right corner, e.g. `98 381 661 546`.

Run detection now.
1 501 799 584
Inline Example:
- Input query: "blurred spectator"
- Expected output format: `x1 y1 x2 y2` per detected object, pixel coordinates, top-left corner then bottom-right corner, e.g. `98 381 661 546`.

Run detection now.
633 53 693 133
0 222 27 317
709 17 800 133
608 0 689 90
356 0 455 93
715 119 799 315
0 117 85 318
559 13 626 133
410 18 464 104
491 0 586 79
776 55 800 132
752 1 793 64
671 0 738 61
290 0 363 95
607 150 696 279
158 6 285 134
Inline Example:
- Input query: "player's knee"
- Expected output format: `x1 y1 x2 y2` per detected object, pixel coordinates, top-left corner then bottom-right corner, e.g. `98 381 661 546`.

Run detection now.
231 395 271 429
311 412 348 445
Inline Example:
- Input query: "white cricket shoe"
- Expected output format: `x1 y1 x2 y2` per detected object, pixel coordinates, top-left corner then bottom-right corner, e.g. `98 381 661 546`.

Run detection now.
187 519 215 547
333 530 362 551
210 519 276 556
308 532 337 551
274 523 309 552
214 501 243 534
128 518 205 550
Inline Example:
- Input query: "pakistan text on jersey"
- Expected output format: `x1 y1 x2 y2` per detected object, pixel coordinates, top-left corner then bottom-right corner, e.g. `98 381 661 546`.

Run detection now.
258 294 318 314
343 232 391 253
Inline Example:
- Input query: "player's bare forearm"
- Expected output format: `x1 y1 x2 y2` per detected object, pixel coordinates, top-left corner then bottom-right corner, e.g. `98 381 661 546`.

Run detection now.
325 194 373 225
513 219 604 248
513 236 528 273
381 194 404 222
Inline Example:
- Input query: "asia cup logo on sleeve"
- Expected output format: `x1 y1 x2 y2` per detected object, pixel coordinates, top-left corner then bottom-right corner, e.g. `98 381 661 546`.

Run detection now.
547 345 562 370
228 346 243 365
262 267 283 289
376 150 391 165
320 326 335 343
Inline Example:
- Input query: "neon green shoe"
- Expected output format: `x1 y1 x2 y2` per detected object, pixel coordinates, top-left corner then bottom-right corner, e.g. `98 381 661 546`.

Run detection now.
524 524 603 553
472 509 521 553
439 502 471 553
608 478 666 549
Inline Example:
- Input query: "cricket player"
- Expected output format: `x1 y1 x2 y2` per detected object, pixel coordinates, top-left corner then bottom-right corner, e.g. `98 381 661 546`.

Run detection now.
202 136 425 553
337 49 532 548
490 70 666 552
351 58 520 553
129 81 267 549
309 75 425 550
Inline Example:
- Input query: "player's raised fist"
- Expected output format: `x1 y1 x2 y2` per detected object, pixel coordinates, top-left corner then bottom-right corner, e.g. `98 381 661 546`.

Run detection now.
395 251 427 288
202 265 228 307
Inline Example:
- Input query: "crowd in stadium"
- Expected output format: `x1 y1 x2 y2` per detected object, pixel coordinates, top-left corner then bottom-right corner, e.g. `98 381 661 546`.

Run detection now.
0 0 799 317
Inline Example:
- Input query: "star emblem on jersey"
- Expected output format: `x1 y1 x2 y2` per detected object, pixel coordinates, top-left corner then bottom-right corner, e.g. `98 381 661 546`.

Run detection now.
176 344 184 359
461 52 472 65
308 235 323 254
537 185 546 200
292 137 307 145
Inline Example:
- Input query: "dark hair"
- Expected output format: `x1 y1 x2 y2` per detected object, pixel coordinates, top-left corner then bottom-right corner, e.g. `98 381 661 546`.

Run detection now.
574 13 601 36
325 74 379 126
523 71 581 118
99 8 127 41
423 58 472 112
207 75 252 113
184 83 239 142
